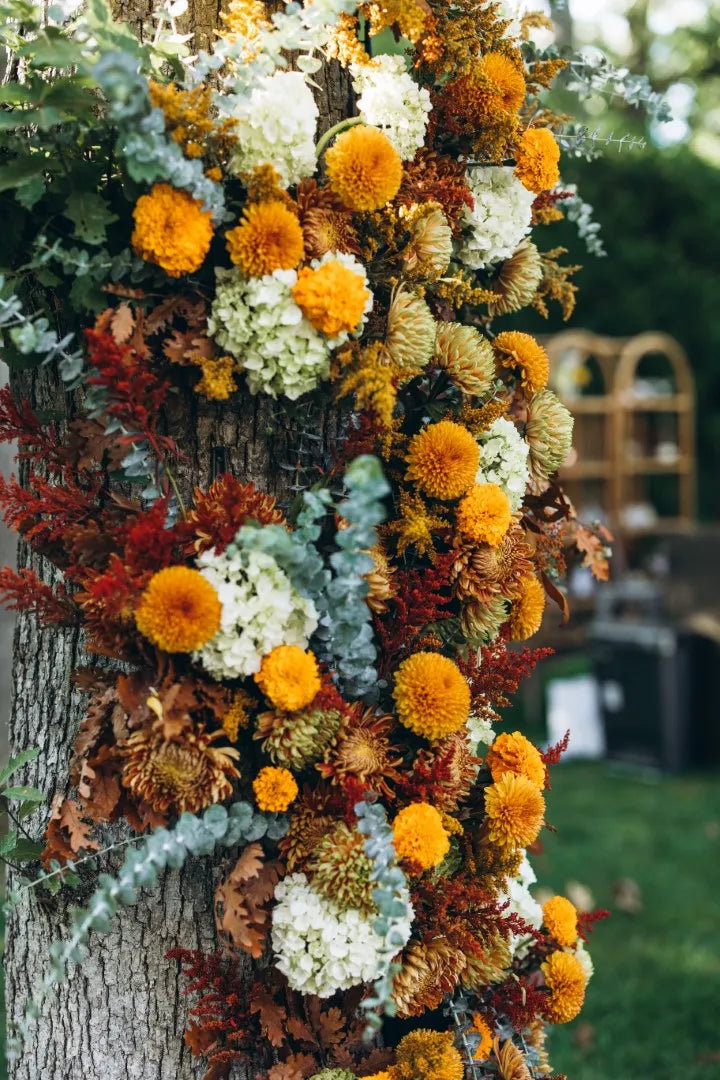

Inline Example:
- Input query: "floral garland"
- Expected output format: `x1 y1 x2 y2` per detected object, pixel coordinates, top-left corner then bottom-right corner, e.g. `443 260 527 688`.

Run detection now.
0 0 625 1076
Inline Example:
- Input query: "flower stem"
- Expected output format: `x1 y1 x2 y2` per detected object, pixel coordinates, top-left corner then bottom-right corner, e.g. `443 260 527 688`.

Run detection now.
315 115 363 160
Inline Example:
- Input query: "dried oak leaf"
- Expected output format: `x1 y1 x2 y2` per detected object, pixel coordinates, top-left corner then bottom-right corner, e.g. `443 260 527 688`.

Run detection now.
574 523 612 582
41 795 99 867
215 843 281 958
79 762 122 823
249 984 287 1048
110 303 135 345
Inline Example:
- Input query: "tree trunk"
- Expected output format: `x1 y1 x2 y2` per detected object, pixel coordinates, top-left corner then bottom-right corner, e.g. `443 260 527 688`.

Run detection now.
4 10 351 1077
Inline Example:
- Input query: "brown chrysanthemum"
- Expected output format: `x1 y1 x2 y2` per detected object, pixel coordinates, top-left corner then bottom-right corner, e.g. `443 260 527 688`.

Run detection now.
296 179 361 258
120 727 240 814
393 936 467 1017
366 543 397 614
317 706 403 799
487 240 543 318
452 526 534 604
461 929 513 988
185 473 284 554
279 788 336 872
494 1038 533 1080
412 731 480 811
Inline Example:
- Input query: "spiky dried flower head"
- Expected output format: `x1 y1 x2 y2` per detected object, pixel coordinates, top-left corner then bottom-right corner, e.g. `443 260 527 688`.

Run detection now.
121 728 240 814
307 822 375 915
252 765 298 812
452 525 534 604
296 179 360 259
508 575 545 641
487 239 543 318
406 420 480 500
393 652 470 741
525 388 574 480
494 1038 533 1080
402 203 453 281
394 1029 464 1080
481 52 527 114
135 567 221 653
469 1013 494 1061
366 543 397 614
254 645 321 712
487 730 546 788
495 330 550 393
543 895 578 947
280 788 335 872
255 704 343 771
434 323 495 398
461 929 513 988
393 802 450 870
131 183 213 277
318 706 403 799
393 936 466 1017
461 596 510 646
187 473 284 555
382 287 436 376
514 127 561 193
225 200 304 276
456 483 512 547
413 730 480 811
541 950 587 1023
325 124 403 211
292 259 370 336
484 772 545 849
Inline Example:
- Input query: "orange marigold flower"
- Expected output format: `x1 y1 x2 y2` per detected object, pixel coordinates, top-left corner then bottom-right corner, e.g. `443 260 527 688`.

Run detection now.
121 727 240 814
131 183 213 277
394 1029 464 1080
291 259 369 336
515 127 561 193
393 802 450 870
254 645 321 712
484 772 545 849
135 566 221 653
469 1012 494 1061
509 575 545 640
541 950 587 1023
486 730 546 789
482 52 526 114
406 420 480 500
253 765 299 812
543 895 578 947
456 483 512 547
225 199 304 276
393 652 470 741
325 124 403 211
495 330 550 393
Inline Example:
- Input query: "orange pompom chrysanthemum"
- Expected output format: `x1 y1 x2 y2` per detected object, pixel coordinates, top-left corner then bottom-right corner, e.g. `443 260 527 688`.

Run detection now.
456 483 512 547
135 566 221 653
514 127 561 193
543 895 578 947
482 52 526 114
484 772 545 849
393 802 450 870
495 330 550 393
253 765 299 812
509 575 546 640
541 950 587 1023
254 644 321 712
469 1012 494 1061
394 1029 464 1080
406 420 480 500
325 124 403 211
131 183 213 278
291 259 369 336
486 730 546 789
225 200 304 276
393 652 470 740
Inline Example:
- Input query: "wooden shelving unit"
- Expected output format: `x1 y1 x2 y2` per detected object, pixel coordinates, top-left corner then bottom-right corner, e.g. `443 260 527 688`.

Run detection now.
543 330 696 536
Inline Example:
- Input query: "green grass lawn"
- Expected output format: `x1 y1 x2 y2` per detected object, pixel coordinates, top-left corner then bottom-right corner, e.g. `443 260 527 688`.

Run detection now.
535 763 720 1080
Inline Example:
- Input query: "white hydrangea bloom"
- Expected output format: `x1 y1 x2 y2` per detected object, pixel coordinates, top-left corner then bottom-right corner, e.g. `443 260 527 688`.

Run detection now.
575 940 594 983
476 416 530 512
271 873 412 997
467 712 496 749
351 55 432 161
499 854 543 959
456 166 535 270
228 71 318 187
193 547 318 680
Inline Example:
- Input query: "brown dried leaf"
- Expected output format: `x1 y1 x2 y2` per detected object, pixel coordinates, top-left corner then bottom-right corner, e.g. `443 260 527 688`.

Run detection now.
574 524 611 582
215 844 280 957
110 303 135 344
249 985 287 1048
285 1017 315 1045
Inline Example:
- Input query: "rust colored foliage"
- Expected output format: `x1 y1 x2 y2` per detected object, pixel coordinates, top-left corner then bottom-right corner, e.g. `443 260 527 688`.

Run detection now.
489 975 551 1032
458 637 554 711
395 149 474 231
374 551 456 675
577 907 611 942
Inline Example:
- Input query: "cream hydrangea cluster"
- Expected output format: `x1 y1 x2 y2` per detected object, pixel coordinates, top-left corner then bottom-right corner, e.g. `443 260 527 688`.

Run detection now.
271 873 413 997
467 712 496 749
457 166 535 269
229 72 318 187
193 547 318 679
476 416 530 512
498 853 543 959
351 55 432 161
575 940 594 983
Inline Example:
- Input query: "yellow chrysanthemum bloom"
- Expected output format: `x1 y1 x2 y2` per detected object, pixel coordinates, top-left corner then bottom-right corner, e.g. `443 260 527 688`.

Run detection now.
469 1012 494 1061
484 772 545 849
135 566 221 653
541 950 587 1023
393 802 450 870
482 52 526 114
362 1073 395 1080
225 200 304 277
456 483 512 547
543 895 578 947
514 127 561 193
325 124 403 211
254 645 321 712
131 183 213 278
486 731 546 789
393 652 470 741
495 331 550 394
406 420 480 500
292 260 370 337
509 575 546 640
252 765 299 812
394 1029 464 1080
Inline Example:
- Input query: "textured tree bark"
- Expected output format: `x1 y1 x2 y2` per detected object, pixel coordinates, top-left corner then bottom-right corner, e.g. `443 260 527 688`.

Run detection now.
4 7 350 1077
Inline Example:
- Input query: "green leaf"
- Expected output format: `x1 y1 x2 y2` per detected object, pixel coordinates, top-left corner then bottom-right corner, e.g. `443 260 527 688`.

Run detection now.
2 786 44 802
63 191 118 246
0 829 18 856
18 29 87 70
11 838 43 862
0 156 48 194
0 747 40 788
15 174 45 210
